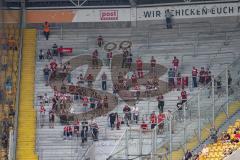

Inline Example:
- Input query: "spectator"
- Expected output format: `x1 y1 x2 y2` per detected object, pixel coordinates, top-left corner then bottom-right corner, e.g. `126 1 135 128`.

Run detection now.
63 125 68 140
181 89 187 104
176 72 182 91
81 127 88 144
66 62 72 83
192 66 198 88
157 112 165 134
172 56 179 73
82 96 89 112
123 105 131 126
127 52 133 69
107 50 112 68
43 93 49 104
150 111 157 129
0 87 3 102
90 121 99 141
122 48 128 68
176 98 183 121
49 109 55 128
86 74 94 87
50 59 57 78
81 119 89 132
210 125 218 143
165 9 173 29
131 72 138 87
216 76 222 97
168 68 175 88
73 119 80 137
43 21 50 40
140 119 148 131
132 104 139 124
39 102 46 128
109 112 116 129
68 125 73 139
199 67 205 85
47 49 52 59
103 95 108 109
89 96 95 110
8 36 17 50
157 93 164 113
116 113 121 130
5 77 12 94
101 72 107 90
39 49 45 60
43 65 51 86
136 57 143 78
134 84 141 101
184 150 192 160
92 49 99 69
52 43 58 56
97 35 103 47
150 56 156 74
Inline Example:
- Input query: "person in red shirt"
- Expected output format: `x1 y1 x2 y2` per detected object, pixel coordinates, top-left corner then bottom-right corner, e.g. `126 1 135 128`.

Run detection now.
97 35 103 47
131 72 138 86
92 49 98 69
136 57 143 78
86 74 94 87
182 76 188 89
172 56 179 73
82 96 89 112
39 102 46 128
140 120 148 131
50 59 57 71
192 66 198 88
158 112 165 134
181 89 187 104
150 56 156 74
150 111 157 129
63 125 68 140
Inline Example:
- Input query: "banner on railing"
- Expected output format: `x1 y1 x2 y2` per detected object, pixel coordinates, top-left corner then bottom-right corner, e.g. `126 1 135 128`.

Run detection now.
26 1 240 23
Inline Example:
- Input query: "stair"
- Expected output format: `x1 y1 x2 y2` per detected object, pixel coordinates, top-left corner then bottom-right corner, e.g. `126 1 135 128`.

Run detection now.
16 29 38 160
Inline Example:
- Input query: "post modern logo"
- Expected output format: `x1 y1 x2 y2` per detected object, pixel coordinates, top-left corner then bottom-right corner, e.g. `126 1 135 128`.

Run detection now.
100 10 118 20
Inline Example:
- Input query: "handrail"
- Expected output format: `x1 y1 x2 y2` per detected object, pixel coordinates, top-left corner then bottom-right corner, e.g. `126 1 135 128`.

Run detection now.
106 128 127 159
12 7 24 160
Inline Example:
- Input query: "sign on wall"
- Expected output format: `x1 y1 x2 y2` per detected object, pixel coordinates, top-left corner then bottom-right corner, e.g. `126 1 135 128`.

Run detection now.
26 2 240 23
137 2 240 20
72 8 131 22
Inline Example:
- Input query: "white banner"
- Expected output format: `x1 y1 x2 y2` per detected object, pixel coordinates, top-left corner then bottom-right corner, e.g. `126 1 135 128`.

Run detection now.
72 2 240 22
137 2 240 20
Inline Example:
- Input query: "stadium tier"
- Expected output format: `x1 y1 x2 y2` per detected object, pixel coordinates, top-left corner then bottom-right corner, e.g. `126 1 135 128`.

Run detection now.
1 0 240 160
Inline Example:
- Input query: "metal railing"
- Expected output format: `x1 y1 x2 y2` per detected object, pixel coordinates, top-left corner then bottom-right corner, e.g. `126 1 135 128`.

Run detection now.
107 56 240 160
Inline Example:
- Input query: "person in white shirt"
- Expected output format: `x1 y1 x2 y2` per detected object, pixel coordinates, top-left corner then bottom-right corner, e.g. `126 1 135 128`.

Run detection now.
132 104 139 124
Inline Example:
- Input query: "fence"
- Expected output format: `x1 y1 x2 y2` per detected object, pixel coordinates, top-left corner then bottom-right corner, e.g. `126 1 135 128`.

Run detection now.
107 56 240 160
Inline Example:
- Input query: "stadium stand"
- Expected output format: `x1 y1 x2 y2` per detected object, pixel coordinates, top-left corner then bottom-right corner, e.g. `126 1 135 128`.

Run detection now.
197 119 240 160
32 15 240 159
1 0 240 160
0 23 19 160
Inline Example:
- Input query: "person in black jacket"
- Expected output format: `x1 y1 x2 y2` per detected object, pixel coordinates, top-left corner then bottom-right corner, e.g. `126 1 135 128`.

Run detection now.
109 113 116 130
